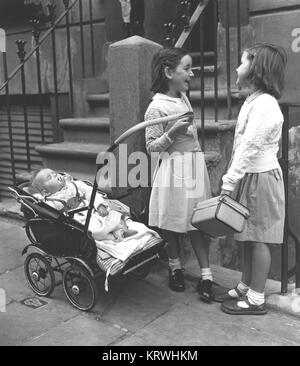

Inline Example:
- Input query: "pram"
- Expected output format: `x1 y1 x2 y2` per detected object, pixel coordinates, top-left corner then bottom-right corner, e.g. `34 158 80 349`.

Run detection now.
8 111 191 311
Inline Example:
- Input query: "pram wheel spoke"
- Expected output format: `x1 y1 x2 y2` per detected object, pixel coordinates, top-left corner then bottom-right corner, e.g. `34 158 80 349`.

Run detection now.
63 265 98 311
24 253 55 297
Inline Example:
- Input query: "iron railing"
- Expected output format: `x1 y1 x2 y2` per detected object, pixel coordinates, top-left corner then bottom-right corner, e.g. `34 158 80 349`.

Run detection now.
280 103 300 294
0 0 100 189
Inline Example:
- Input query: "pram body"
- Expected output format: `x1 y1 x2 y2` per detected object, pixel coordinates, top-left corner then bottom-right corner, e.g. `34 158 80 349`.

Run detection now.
9 183 165 311
8 111 190 311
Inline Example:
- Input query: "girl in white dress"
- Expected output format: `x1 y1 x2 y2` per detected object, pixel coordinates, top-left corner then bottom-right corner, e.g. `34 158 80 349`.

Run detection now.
145 47 213 301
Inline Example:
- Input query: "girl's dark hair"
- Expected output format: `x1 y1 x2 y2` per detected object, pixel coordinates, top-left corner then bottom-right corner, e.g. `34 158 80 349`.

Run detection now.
245 43 287 99
151 47 190 93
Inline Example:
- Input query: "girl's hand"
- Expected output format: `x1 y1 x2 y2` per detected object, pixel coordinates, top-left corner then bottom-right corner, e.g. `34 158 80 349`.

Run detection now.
220 189 233 197
167 119 191 139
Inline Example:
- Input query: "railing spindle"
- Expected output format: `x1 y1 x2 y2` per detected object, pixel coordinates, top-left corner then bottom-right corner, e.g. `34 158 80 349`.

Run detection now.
280 104 289 294
63 0 74 114
181 0 191 31
3 52 16 185
16 40 31 171
48 4 60 141
200 15 205 152
31 19 45 143
78 0 85 77
164 22 176 48
89 0 95 76
213 0 218 122
225 0 232 119
236 0 241 68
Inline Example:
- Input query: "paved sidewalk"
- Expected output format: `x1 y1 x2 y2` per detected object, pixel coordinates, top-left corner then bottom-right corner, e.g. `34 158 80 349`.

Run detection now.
0 202 300 346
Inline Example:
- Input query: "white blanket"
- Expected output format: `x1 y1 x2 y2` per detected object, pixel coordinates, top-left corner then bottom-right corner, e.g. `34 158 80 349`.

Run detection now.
95 219 161 262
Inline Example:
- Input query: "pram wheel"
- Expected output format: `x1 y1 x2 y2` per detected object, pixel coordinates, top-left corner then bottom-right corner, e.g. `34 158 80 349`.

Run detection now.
63 265 98 311
24 253 55 297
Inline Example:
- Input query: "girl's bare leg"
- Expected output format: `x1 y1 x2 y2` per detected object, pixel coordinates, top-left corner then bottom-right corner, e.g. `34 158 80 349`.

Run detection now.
249 242 271 293
162 229 185 292
241 241 252 286
189 230 209 268
190 230 213 302
162 229 181 259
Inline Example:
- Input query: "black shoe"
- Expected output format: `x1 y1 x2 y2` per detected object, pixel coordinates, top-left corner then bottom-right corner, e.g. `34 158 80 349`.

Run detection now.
213 286 245 303
221 297 267 315
197 279 213 303
169 268 185 292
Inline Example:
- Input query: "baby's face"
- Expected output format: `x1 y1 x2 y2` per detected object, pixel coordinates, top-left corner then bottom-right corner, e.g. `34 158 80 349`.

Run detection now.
35 169 65 194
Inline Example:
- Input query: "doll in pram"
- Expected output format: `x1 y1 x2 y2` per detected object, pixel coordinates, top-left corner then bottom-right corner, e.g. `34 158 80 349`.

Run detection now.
8 112 190 311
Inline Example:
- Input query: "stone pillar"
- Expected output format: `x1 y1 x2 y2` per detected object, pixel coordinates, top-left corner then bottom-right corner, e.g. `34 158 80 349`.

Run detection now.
108 36 162 214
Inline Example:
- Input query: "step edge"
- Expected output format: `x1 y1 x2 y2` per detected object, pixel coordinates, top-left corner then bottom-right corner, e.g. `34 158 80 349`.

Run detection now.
60 117 110 129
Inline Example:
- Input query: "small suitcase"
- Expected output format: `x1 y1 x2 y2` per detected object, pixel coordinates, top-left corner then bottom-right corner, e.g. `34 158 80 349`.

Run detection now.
191 195 250 237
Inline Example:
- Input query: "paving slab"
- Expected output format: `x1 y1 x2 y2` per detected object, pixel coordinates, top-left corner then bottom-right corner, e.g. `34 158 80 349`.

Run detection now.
100 274 189 333
24 313 125 346
0 224 27 274
117 302 300 346
185 288 300 345
0 299 79 345
0 266 35 303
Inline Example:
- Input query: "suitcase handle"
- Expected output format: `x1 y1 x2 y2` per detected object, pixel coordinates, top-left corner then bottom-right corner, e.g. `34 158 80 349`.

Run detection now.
219 195 250 218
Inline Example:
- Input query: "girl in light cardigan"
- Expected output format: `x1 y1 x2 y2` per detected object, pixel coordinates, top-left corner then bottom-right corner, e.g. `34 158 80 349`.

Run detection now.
218 43 287 315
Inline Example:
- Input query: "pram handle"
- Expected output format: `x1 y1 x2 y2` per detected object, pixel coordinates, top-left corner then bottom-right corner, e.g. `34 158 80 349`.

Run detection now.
114 111 193 146
8 187 39 202
84 111 193 236
8 187 39 218
100 111 194 156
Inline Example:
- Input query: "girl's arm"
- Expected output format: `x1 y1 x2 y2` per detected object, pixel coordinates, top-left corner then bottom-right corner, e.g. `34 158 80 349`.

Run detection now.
222 99 283 191
145 107 174 153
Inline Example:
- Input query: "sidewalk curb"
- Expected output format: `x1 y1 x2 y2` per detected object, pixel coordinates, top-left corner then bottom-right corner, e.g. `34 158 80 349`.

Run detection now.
266 292 300 318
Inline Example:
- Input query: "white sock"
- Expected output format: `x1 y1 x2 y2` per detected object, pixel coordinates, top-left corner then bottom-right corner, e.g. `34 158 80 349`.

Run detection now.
247 288 265 306
228 281 249 298
237 288 265 308
169 258 181 274
201 268 213 282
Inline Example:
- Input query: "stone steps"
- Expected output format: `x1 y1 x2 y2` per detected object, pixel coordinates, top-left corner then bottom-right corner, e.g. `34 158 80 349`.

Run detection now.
60 117 110 143
35 142 109 182
86 93 109 117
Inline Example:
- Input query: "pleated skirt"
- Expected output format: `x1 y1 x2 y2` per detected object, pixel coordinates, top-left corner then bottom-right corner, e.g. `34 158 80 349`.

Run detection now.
233 168 285 244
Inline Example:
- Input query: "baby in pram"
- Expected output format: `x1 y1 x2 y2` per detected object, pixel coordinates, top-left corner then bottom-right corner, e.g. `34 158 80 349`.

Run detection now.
30 168 138 242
